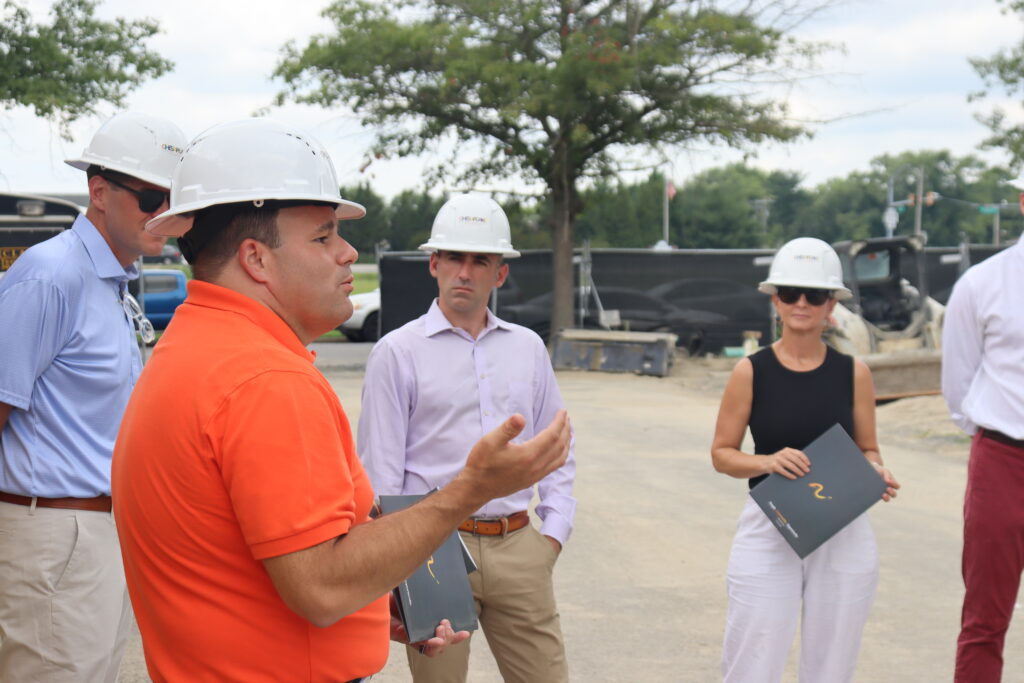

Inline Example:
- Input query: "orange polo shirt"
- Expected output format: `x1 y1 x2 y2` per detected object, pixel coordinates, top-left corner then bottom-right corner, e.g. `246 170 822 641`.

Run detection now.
112 280 389 683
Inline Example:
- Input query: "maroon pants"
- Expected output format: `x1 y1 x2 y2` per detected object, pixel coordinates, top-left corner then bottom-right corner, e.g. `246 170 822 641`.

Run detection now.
955 431 1024 682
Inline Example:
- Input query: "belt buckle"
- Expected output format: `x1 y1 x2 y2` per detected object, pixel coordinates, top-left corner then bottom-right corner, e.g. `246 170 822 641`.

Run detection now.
500 516 509 537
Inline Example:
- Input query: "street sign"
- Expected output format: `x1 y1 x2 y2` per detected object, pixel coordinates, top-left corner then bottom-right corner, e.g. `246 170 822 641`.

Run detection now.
882 207 899 231
979 205 999 215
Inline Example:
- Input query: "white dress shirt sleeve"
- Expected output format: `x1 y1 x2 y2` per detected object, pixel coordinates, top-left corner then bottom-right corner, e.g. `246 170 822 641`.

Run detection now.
941 273 982 435
530 337 577 546
357 337 414 496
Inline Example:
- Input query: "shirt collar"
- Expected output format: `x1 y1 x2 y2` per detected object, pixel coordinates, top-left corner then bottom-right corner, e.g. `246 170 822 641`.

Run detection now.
72 214 138 282
183 280 315 362
423 298 513 339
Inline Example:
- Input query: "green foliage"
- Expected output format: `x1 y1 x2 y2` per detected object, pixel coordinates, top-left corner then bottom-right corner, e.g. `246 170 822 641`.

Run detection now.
867 151 1015 245
338 182 388 259
276 0 815 186
575 174 664 248
386 189 443 251
674 164 775 248
0 0 172 138
275 0 826 329
970 0 1024 167
338 148 1018 259
788 172 880 243
572 152 1019 248
353 271 379 294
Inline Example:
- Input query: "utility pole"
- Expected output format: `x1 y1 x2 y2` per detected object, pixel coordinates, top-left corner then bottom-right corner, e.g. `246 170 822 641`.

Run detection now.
662 178 669 245
913 166 924 237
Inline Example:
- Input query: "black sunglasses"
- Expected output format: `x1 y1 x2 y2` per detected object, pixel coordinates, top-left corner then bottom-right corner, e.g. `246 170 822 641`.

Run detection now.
776 286 832 306
102 175 169 214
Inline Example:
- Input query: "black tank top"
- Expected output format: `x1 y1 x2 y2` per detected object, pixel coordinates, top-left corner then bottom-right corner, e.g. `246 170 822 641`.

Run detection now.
747 345 854 489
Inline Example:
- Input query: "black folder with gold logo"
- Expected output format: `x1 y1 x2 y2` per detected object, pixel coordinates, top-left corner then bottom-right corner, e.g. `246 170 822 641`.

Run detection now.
378 494 479 643
749 423 886 559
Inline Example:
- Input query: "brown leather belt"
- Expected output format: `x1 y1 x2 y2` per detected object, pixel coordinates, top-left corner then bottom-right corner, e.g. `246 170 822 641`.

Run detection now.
0 491 112 512
458 510 529 536
980 428 1024 450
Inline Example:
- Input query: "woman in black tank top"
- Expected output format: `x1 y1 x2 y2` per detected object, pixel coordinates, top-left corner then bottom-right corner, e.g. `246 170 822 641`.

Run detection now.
710 237 899 683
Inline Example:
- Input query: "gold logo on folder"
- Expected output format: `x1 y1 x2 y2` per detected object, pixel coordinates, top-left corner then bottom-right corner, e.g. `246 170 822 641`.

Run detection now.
427 556 440 584
808 482 832 500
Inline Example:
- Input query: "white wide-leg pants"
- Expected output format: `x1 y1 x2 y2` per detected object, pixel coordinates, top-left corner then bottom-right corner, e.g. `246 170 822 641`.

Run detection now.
722 497 879 683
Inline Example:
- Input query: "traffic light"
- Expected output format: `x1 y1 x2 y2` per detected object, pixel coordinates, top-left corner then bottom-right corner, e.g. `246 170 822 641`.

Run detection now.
925 191 939 206
907 193 915 206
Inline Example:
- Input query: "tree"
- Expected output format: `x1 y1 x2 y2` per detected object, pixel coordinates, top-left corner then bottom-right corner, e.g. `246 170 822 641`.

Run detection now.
386 189 444 251
1 0 172 139
970 0 1024 167
575 173 664 248
275 0 824 333
339 182 388 259
868 151 1013 245
675 164 774 247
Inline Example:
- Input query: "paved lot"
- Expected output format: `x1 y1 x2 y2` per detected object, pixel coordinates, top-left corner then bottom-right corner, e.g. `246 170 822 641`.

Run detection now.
118 357 1024 682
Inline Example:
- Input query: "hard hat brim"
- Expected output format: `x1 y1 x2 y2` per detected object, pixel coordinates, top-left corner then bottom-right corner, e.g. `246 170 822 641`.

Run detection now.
146 197 367 237
64 157 173 190
418 242 521 258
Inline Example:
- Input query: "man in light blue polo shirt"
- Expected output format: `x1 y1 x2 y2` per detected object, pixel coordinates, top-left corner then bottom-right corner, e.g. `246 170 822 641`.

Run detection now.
0 112 186 682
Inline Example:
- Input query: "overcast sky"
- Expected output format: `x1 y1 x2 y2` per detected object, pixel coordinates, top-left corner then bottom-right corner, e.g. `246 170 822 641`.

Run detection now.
2 0 1021 200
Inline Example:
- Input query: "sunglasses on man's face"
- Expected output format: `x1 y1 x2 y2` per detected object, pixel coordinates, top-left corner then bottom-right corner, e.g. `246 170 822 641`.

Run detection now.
776 286 832 306
103 175 169 214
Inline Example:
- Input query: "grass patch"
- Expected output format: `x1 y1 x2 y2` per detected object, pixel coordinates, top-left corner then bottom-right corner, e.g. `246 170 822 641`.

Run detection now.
353 272 378 294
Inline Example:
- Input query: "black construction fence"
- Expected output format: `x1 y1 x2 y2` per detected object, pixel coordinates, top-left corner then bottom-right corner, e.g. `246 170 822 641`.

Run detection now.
379 244 1009 355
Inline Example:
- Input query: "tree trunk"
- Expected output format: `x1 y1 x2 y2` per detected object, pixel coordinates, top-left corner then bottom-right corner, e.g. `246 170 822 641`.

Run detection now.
549 187 575 337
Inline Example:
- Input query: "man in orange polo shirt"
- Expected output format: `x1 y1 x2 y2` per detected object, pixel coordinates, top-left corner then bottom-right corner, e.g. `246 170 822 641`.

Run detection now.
111 119 571 683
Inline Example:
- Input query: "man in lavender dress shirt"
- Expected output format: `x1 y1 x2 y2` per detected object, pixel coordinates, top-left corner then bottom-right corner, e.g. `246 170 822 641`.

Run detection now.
942 176 1024 683
358 193 576 683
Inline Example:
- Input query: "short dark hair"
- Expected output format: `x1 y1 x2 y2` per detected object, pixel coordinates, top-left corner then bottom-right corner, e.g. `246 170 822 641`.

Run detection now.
185 202 282 282
184 200 338 281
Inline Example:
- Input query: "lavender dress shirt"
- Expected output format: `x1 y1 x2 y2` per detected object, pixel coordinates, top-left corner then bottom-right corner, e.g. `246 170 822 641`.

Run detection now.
357 300 576 546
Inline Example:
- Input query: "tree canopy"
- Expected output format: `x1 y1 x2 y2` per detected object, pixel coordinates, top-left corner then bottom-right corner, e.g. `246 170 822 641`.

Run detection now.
970 0 1024 168
1 0 172 138
347 149 1020 258
275 0 826 331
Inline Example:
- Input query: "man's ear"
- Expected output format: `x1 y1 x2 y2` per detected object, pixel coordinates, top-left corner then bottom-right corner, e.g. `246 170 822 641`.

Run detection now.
495 262 509 288
238 238 272 284
428 251 440 278
87 175 108 212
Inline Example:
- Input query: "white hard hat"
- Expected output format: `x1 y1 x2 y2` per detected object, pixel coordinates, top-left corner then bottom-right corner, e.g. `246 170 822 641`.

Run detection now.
65 112 187 189
758 237 852 300
146 118 366 237
419 193 520 258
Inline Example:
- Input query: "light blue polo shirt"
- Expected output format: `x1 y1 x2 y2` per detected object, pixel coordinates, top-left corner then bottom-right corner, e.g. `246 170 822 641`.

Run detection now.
0 215 142 497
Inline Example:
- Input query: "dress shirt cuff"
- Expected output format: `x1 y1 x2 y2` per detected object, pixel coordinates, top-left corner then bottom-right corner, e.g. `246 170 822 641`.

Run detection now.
951 413 976 436
538 512 572 547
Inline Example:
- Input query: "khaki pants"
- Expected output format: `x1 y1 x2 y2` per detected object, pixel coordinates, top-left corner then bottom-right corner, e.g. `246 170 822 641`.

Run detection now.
406 524 568 683
0 501 133 682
